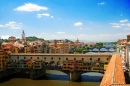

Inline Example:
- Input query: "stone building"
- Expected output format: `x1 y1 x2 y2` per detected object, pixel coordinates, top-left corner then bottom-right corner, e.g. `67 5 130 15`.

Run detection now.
8 36 16 43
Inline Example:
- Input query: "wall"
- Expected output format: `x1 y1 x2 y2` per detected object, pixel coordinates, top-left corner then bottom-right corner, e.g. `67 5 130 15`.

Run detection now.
9 54 112 65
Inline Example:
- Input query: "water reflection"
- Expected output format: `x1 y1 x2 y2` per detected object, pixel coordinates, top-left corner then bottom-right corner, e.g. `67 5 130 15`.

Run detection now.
0 70 102 86
46 70 103 82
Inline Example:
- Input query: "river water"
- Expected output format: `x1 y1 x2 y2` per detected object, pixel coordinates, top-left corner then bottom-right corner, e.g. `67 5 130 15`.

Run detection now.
0 70 103 86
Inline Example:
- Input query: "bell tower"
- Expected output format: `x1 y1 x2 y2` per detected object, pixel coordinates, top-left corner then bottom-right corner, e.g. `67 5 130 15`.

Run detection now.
22 30 26 42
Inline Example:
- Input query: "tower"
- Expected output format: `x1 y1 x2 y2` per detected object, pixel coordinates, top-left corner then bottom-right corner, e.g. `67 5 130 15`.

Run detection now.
22 30 26 42
76 38 79 43
54 39 57 48
127 34 130 42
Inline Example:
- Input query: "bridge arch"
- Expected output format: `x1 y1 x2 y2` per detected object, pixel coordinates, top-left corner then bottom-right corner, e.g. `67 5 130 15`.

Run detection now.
92 48 98 52
81 72 103 82
46 70 68 75
108 47 115 52
100 48 107 52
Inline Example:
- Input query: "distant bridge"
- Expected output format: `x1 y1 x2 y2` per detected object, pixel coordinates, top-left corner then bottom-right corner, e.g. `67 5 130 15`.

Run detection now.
89 47 116 52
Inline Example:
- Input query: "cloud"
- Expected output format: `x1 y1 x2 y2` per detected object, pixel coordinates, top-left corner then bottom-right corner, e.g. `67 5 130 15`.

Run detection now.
38 32 127 42
127 23 130 27
14 3 48 12
0 35 10 39
80 27 83 30
110 23 119 25
0 24 6 27
112 25 121 28
57 32 65 34
124 28 130 30
98 2 105 5
120 24 126 26
120 19 128 23
51 16 54 18
74 22 83 26
110 20 130 29
37 13 50 18
0 21 22 29
110 23 121 28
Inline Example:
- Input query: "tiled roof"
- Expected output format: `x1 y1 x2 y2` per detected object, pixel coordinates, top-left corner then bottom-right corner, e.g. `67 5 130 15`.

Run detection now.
2 46 11 49
110 84 130 86
100 54 126 86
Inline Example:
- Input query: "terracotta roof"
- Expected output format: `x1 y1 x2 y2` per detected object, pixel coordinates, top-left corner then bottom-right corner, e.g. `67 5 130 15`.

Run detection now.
10 53 113 56
13 44 23 48
110 84 130 86
2 46 11 49
100 54 126 86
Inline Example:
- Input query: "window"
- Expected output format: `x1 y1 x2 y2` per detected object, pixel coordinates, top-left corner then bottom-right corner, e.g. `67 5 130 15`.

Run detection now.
59 57 60 60
37 57 39 59
107 58 109 60
90 58 92 60
82 58 84 61
24 57 26 59
51 57 53 60
31 57 32 59
66 58 68 60
44 57 46 60
17 56 19 59
74 58 76 60
98 58 100 61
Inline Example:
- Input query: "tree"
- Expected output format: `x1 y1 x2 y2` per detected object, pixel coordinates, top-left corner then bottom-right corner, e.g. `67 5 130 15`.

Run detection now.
96 42 104 52
76 48 84 53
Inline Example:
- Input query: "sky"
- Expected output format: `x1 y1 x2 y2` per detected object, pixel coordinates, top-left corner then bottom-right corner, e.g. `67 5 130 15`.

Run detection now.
0 0 130 42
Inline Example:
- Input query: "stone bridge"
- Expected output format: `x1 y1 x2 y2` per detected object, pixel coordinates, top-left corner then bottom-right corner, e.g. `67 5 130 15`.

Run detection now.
6 53 113 81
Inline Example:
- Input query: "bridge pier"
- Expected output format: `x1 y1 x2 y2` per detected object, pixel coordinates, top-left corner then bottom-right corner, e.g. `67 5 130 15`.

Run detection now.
30 69 46 80
69 71 81 81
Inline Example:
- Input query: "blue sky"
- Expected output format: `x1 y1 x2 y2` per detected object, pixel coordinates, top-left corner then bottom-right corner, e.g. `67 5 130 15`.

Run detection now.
0 0 130 42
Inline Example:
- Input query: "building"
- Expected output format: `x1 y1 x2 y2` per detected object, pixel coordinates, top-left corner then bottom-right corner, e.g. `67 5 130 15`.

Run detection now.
8 36 16 43
9 53 112 66
117 34 130 71
40 42 50 53
21 30 26 42
0 50 8 71
49 40 70 54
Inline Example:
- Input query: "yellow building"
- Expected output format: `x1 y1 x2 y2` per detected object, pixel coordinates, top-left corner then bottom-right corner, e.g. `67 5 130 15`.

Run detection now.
49 40 70 54
2 44 21 54
24 45 31 53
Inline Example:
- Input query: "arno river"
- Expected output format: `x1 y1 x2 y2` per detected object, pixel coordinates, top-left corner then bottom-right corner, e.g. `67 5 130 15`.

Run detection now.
0 70 103 86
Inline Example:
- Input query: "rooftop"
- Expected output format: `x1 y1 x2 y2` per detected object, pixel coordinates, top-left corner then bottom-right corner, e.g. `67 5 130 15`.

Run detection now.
10 53 113 56
100 54 126 86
